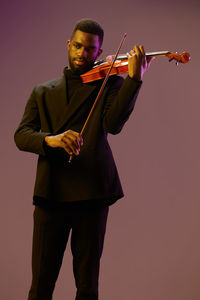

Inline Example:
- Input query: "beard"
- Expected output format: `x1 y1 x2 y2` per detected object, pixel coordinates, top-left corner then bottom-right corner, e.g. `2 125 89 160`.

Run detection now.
68 55 96 75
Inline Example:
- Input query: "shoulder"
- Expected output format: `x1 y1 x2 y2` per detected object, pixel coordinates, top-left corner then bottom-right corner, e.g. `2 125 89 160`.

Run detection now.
34 76 65 94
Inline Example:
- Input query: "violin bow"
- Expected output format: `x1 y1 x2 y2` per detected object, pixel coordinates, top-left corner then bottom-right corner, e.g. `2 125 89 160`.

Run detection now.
68 33 127 163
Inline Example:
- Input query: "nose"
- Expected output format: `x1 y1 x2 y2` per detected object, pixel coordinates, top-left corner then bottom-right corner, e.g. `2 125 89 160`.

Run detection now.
78 47 87 58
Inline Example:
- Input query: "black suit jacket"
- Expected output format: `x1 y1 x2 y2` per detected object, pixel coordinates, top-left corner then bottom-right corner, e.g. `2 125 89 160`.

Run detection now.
14 73 142 206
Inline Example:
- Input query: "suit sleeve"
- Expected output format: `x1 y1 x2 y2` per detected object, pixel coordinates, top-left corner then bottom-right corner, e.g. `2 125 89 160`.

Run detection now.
102 75 142 134
14 87 50 156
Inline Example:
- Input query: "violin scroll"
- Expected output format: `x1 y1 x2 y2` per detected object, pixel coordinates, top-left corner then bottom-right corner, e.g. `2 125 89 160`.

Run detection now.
167 51 191 65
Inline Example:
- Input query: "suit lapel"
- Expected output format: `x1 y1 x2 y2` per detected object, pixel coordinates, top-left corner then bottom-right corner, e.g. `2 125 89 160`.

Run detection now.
46 76 98 133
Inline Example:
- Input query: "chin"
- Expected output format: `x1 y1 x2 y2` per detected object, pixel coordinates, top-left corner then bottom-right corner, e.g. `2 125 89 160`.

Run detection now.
70 62 94 75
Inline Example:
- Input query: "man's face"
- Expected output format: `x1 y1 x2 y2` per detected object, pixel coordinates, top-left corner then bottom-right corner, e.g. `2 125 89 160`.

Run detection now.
67 30 102 75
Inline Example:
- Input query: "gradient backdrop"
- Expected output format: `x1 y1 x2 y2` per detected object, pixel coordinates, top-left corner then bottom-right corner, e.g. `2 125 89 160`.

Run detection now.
1 0 200 299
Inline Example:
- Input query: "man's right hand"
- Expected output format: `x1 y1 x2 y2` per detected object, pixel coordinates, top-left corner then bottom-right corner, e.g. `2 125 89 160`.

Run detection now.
45 130 83 156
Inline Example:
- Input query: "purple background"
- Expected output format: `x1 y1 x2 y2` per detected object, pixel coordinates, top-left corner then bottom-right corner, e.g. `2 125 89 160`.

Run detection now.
1 0 200 299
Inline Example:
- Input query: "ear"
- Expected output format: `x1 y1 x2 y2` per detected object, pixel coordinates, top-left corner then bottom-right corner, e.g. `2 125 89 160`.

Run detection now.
67 40 71 50
97 48 103 58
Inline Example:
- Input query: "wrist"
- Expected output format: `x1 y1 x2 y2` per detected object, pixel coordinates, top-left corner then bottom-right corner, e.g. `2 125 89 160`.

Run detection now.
128 75 142 83
45 135 53 147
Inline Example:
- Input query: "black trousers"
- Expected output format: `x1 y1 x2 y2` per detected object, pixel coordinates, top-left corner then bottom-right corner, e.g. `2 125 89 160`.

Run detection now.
28 205 109 300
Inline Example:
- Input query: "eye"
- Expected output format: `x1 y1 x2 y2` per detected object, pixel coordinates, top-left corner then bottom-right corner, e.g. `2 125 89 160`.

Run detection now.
86 47 92 53
73 42 81 49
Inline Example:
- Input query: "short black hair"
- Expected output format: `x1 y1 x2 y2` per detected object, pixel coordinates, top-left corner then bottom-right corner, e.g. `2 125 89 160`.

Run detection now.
71 18 104 47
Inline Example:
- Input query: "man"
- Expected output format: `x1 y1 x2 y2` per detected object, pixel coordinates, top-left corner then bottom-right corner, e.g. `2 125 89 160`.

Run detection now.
14 19 152 300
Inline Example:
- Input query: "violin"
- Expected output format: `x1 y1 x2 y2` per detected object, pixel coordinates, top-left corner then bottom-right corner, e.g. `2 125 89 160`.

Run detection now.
81 51 191 83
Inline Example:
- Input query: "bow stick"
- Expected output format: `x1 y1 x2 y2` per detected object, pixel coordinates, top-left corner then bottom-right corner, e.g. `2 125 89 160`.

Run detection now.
68 33 127 163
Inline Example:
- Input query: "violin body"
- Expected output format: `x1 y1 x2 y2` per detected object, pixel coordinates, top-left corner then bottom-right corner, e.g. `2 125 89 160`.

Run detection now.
81 60 129 83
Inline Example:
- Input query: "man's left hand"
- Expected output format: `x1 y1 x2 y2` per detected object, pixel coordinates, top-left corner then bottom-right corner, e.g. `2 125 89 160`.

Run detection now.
127 45 154 81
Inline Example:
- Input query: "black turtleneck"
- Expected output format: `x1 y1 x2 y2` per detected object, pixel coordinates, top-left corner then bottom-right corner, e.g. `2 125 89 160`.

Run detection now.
64 67 83 103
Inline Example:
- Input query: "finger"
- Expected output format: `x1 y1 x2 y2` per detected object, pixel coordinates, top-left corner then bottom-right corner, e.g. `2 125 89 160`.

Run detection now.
106 55 113 63
62 139 78 155
79 133 83 146
64 147 76 157
62 133 80 155
66 130 83 146
72 132 83 146
62 142 74 156
133 45 141 57
67 132 83 154
135 45 145 58
62 132 78 147
139 45 145 56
